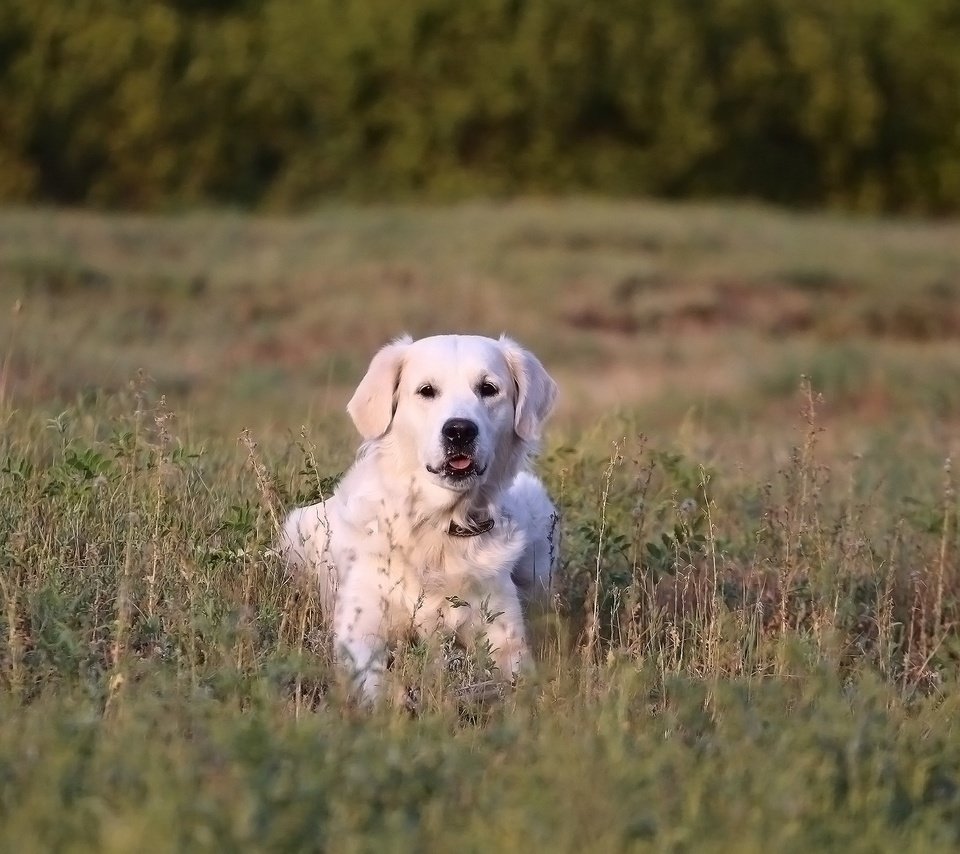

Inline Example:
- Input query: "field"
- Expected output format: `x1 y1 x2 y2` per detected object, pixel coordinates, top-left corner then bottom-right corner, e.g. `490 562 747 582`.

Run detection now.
2 199 960 851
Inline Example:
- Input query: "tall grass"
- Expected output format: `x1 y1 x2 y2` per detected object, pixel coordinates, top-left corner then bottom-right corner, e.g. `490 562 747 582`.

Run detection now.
2 201 960 848
2 373 959 850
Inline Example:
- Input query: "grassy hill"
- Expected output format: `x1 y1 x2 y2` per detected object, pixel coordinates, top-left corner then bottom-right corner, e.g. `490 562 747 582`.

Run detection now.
2 200 960 850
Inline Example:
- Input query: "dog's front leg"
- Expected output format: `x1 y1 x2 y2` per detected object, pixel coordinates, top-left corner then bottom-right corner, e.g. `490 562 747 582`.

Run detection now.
459 581 531 683
333 583 391 704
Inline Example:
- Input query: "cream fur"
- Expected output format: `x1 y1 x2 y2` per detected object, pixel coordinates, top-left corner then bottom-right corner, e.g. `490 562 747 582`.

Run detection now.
280 334 558 702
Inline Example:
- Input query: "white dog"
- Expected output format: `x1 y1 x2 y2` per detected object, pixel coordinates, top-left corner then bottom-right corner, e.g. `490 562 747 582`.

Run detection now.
280 333 559 702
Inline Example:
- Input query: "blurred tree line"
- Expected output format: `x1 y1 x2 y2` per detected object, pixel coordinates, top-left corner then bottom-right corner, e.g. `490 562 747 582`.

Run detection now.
1 0 958 212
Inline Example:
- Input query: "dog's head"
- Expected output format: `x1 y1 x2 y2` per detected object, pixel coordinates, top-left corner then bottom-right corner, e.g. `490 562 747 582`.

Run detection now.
347 334 557 503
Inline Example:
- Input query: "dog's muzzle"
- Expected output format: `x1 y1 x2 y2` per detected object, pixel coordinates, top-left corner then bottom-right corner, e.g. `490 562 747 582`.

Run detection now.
427 418 486 481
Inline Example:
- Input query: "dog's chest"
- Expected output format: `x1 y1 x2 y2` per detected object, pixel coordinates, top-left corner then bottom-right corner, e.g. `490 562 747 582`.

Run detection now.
401 536 485 593
403 569 493 636
392 535 510 624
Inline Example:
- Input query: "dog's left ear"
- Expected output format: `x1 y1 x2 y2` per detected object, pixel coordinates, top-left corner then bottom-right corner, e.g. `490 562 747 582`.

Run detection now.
347 335 413 440
500 335 558 441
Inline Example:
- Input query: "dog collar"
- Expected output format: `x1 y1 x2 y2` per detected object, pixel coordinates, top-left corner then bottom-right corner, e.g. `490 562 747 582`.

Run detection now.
448 518 495 537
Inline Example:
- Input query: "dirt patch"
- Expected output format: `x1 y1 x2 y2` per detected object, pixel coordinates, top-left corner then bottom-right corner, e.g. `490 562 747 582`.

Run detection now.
564 277 960 341
563 280 816 337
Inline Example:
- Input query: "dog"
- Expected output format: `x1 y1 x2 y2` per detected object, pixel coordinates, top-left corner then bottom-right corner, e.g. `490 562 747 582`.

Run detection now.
280 333 559 703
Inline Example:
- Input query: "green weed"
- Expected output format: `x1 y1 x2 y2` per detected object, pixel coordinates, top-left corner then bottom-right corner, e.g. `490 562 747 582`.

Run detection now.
2 203 960 850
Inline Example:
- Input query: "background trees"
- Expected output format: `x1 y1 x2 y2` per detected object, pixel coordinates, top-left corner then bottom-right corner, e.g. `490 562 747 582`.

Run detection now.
1 0 957 212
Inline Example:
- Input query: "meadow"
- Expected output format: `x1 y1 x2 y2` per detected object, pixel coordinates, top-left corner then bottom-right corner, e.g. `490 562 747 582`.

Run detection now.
2 199 960 851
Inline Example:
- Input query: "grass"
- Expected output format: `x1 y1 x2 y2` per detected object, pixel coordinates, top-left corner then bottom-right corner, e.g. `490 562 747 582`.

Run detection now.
2 199 960 850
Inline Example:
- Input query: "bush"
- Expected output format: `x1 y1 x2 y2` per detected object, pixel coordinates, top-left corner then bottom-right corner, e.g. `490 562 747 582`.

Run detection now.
0 0 958 211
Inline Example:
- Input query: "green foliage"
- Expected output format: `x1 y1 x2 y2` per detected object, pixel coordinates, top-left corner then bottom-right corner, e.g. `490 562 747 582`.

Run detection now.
2 362 960 849
4 671 960 850
1 0 959 210
2 199 960 849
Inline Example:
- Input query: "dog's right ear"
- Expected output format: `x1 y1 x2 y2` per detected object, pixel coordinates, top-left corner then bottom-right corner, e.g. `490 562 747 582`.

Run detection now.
346 335 413 440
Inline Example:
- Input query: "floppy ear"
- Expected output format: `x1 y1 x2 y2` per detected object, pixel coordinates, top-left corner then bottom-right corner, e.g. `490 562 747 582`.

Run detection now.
500 335 558 441
346 335 413 440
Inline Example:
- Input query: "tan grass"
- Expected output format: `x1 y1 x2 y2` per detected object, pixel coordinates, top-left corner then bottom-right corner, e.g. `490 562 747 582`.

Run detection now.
2 201 960 847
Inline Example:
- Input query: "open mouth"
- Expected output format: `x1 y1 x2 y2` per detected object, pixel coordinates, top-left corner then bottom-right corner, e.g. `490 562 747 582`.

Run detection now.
428 454 486 480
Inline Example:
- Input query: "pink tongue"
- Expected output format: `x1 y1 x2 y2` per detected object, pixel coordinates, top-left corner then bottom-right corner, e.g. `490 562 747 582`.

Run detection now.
449 455 472 470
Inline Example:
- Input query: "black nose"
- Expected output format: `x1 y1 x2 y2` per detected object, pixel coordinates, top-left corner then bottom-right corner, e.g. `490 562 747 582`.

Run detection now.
442 418 478 446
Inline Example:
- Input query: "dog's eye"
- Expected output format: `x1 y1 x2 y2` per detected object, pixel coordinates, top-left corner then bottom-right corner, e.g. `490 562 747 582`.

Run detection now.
478 381 499 398
417 383 437 399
